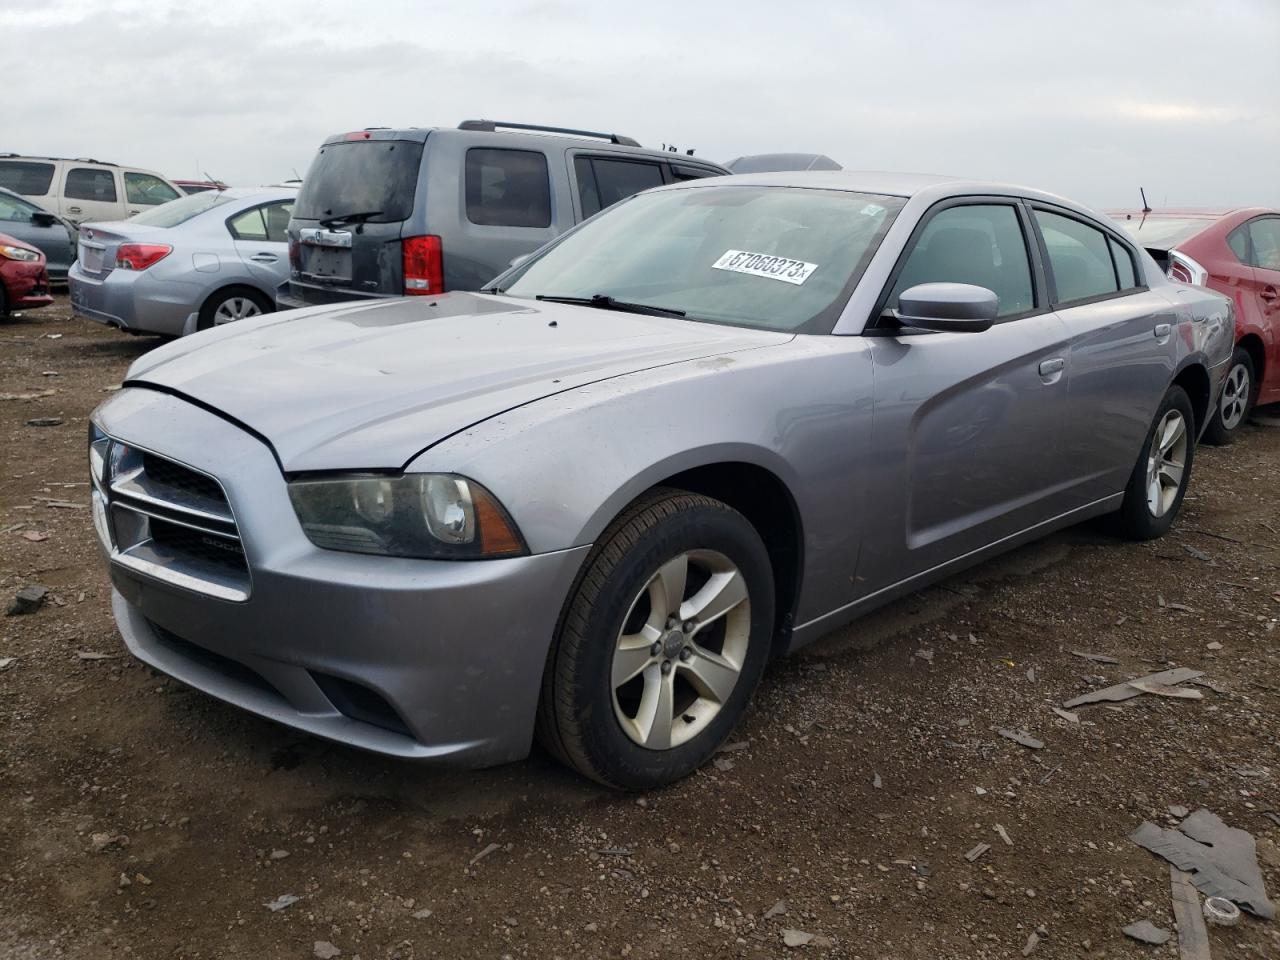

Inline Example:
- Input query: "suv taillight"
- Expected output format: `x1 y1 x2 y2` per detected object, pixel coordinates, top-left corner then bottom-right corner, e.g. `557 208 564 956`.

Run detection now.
403 235 443 295
115 243 172 271
288 236 301 271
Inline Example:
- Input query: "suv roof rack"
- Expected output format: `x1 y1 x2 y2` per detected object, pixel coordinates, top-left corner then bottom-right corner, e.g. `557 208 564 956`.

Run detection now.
0 153 117 166
457 120 640 148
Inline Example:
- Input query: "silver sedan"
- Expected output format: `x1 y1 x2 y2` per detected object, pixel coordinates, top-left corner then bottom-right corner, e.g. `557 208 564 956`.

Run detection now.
69 187 296 336
89 172 1232 789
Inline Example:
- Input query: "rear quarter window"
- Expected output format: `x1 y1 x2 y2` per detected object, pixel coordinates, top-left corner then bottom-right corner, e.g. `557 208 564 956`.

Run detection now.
0 161 55 195
464 148 552 228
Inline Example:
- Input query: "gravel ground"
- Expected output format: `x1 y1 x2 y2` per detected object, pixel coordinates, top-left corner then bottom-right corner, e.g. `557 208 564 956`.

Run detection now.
2 296 1279 960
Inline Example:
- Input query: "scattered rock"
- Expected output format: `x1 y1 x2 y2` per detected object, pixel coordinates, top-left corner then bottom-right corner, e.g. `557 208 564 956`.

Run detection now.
781 929 814 948
1122 920 1170 945
470 842 502 866
964 843 991 862
412 908 433 920
763 899 788 919
6 584 48 616
872 772 882 789
998 728 1044 750
263 894 301 912
90 833 128 853
716 740 749 754
915 648 934 663
1169 805 1190 819
76 651 118 661
713 757 735 772
1183 544 1212 562
1051 707 1078 723
1205 641 1223 651
1062 667 1203 708
313 941 341 959
0 657 14 672
1069 650 1120 664
20 530 48 542
268 849 290 860
25 417 63 427
1021 931 1041 955
995 824 1013 846
0 389 56 401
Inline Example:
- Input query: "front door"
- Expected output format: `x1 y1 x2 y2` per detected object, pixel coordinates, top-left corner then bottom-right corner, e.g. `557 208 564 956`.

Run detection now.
857 199 1074 596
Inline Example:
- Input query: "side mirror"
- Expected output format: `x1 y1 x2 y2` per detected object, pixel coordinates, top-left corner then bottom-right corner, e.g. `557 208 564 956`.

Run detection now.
31 211 59 228
889 282 998 333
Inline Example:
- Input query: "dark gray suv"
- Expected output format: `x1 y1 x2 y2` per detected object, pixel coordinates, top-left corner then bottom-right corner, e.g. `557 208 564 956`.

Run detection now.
278 120 728 308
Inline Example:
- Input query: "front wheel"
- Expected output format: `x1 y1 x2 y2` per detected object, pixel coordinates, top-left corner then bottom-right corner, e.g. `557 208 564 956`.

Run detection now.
536 489 774 789
1201 347 1256 445
1116 385 1195 540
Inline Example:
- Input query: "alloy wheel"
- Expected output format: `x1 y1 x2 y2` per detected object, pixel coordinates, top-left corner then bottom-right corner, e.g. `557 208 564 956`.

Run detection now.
213 297 262 324
610 549 751 750
1145 409 1188 518
1219 362 1251 430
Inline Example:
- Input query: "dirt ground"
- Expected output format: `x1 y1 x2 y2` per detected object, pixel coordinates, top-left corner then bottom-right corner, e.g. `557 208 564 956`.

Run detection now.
2 295 1278 960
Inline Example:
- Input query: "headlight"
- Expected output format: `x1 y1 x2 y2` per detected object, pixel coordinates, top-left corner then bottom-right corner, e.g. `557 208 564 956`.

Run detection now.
0 244 40 262
288 473 526 559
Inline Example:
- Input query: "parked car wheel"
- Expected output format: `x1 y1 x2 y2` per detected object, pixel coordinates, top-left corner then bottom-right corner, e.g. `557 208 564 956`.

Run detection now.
536 489 774 789
1201 347 1256 445
198 286 271 331
1117 385 1195 541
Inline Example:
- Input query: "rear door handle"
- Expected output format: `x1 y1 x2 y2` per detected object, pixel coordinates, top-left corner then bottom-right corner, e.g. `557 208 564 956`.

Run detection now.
68 206 81 214
1038 358 1065 376
1154 323 1172 338
250 253 279 263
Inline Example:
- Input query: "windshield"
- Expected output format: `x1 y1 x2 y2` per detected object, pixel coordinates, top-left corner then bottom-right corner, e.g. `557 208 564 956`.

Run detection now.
1115 216 1213 249
501 185 905 333
294 139 424 223
129 190 232 227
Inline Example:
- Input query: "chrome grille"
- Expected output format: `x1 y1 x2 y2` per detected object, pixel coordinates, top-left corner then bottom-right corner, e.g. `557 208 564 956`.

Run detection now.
91 436 251 602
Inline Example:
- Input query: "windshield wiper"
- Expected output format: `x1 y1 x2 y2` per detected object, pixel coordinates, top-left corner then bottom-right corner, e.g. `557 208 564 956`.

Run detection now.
535 294 686 319
318 210 383 228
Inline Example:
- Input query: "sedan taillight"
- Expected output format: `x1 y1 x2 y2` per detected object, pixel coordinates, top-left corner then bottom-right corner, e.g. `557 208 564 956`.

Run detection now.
1167 250 1208 286
116 243 172 271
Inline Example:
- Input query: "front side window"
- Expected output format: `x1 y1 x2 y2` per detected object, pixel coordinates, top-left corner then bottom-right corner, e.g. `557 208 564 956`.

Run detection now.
501 185 905 334
124 172 180 206
0 161 55 195
1247 217 1280 272
890 204 1034 318
1035 210 1120 304
579 158 664 217
65 167 118 203
464 148 551 228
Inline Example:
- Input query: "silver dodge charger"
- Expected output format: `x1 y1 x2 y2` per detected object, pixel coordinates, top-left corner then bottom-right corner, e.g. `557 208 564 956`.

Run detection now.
89 171 1232 788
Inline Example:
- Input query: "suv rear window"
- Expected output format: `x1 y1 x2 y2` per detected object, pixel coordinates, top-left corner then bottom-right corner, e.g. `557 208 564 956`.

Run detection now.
294 140 424 223
465 148 552 228
0 161 55 195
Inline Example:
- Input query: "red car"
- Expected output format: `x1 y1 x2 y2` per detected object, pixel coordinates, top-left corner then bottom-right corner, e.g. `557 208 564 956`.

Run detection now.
0 232 54 317
1113 208 1280 442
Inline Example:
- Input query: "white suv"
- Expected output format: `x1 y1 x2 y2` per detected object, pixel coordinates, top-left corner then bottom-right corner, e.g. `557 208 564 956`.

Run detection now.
0 154 182 224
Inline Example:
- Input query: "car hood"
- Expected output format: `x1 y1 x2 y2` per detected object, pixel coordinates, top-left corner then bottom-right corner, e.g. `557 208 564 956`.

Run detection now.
126 293 792 472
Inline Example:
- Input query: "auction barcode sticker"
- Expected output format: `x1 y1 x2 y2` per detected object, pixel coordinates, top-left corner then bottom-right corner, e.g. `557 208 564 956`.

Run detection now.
711 250 818 285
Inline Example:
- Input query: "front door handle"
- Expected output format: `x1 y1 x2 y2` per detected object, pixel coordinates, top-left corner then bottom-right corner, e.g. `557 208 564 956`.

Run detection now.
1261 287 1278 303
1038 358 1065 377
68 206 82 214
1154 323 1172 338
250 253 279 263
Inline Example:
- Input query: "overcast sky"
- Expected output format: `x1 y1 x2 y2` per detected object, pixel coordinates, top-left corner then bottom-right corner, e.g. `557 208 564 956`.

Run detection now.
6 0 1278 210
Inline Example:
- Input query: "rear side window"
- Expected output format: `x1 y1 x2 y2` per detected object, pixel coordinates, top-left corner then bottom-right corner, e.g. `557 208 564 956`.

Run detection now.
294 139 424 223
1108 236 1138 289
228 201 293 242
65 167 117 203
465 148 551 228
890 203 1034 318
575 157 664 218
1247 218 1280 271
124 172 180 206
0 161 55 195
1035 210 1119 303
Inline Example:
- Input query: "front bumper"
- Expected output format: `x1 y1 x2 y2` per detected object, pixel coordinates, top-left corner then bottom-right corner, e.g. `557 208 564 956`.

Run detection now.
2 261 53 311
94 387 590 765
277 277 396 311
69 260 199 336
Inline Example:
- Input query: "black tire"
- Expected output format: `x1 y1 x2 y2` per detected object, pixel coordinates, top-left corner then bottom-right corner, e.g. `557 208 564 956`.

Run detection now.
536 488 774 789
1117 385 1196 541
196 286 272 331
1201 347 1256 445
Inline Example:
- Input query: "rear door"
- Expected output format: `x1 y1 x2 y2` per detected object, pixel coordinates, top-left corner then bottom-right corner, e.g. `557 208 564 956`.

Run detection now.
61 165 125 223
287 135 426 303
1030 205 1177 505
857 198 1075 594
228 199 294 290
1242 216 1280 404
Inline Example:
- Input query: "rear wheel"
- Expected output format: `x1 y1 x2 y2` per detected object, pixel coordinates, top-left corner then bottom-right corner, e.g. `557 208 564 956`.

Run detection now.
1117 385 1195 540
1201 347 1256 445
197 286 271 331
536 489 774 789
